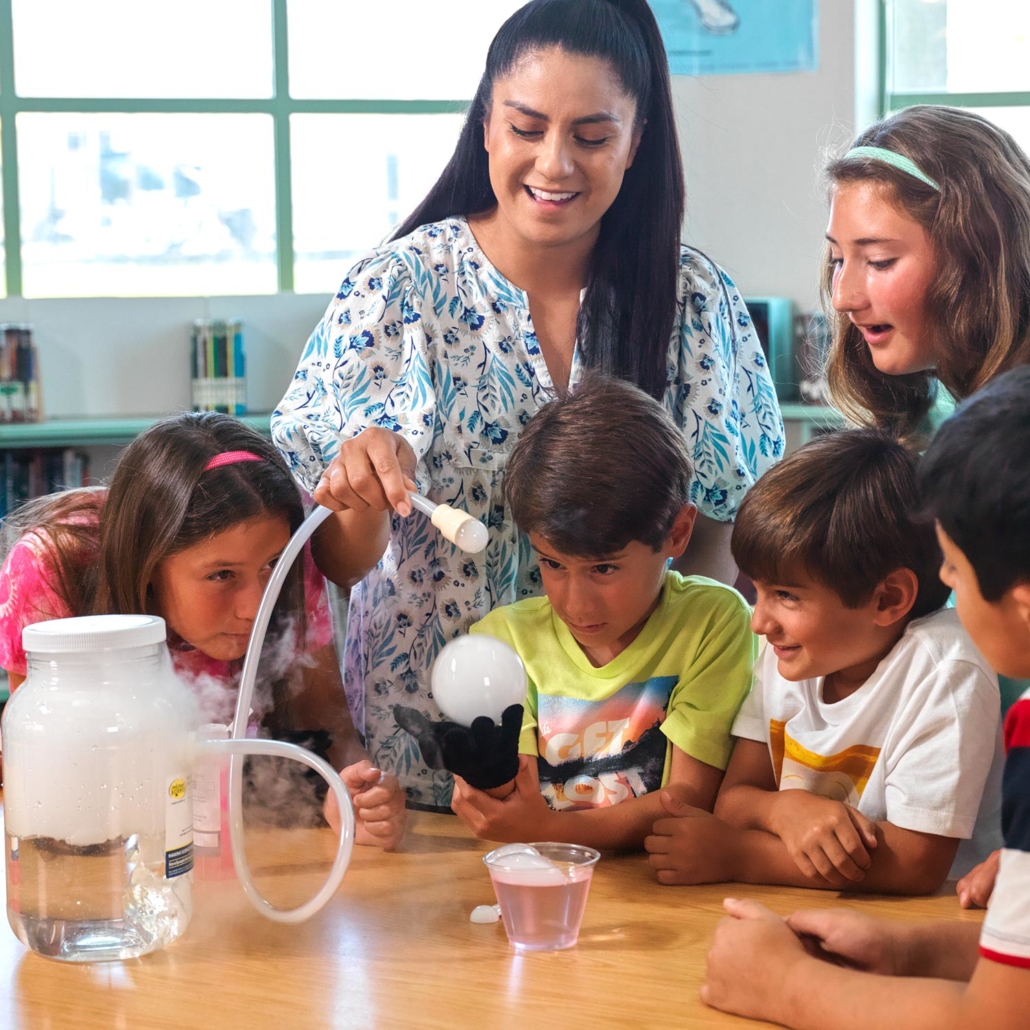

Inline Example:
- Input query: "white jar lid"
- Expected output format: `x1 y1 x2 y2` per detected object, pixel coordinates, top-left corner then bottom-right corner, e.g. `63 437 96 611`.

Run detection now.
23 614 167 653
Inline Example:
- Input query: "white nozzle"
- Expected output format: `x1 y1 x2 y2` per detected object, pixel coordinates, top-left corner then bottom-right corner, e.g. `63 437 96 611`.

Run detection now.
431 503 488 553
408 493 487 553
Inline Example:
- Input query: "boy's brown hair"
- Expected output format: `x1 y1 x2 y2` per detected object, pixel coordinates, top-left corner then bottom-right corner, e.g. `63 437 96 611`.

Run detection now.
504 373 692 556
731 429 949 619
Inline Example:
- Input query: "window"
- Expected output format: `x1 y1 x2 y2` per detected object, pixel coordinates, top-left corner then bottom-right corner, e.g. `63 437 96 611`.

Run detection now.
883 0 1030 151
0 0 523 298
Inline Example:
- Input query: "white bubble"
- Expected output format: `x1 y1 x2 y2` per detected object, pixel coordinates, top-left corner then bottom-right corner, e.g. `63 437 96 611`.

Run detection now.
470 904 501 924
431 635 527 727
488 843 541 860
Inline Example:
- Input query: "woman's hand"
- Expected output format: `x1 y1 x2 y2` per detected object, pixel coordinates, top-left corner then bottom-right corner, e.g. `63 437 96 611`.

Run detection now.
314 428 418 517
327 759 407 851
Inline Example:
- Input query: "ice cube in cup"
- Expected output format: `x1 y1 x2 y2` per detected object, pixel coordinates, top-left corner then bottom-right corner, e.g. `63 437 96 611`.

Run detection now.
483 841 600 951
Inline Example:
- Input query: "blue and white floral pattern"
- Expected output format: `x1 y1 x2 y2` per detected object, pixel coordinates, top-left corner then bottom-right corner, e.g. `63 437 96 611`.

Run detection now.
272 218 784 807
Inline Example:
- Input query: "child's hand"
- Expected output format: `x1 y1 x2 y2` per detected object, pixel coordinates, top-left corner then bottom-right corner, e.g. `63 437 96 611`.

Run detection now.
768 790 878 884
328 760 407 851
784 907 900 975
701 898 809 1022
450 755 556 842
957 848 1000 909
644 789 741 885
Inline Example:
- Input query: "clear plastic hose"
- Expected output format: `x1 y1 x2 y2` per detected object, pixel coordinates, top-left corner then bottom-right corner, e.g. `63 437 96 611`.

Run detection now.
220 494 486 922
224 503 352 923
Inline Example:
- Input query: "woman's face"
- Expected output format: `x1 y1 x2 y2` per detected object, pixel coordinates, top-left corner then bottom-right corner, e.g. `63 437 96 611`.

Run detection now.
826 181 937 376
481 47 642 252
150 513 291 662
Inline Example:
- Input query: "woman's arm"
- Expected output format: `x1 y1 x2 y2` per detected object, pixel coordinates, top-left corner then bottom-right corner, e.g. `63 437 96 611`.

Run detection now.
309 427 419 590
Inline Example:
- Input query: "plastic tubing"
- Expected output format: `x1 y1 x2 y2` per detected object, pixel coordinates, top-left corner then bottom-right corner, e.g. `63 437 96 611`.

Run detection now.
224 503 351 924
222 493 486 922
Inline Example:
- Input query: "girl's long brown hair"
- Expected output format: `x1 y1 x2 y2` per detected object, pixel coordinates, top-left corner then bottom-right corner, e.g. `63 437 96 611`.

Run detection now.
2 412 306 633
823 106 1030 442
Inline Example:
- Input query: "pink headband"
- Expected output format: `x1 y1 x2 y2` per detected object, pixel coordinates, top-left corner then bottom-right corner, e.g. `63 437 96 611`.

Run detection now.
204 450 264 472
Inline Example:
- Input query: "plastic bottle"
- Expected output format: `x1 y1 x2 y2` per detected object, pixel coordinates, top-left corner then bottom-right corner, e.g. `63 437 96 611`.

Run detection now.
2 615 194 961
192 724 235 880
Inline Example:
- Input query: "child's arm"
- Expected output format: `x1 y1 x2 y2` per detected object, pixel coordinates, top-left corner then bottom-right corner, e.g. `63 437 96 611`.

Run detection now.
450 746 723 849
293 643 407 851
702 898 1029 1030
715 737 880 884
647 791 958 894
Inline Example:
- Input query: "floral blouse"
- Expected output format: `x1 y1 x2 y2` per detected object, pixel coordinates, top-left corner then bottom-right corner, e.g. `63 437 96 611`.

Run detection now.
272 217 784 807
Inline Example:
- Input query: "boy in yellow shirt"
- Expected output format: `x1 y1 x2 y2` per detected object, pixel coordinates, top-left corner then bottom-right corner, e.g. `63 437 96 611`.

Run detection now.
440 374 756 849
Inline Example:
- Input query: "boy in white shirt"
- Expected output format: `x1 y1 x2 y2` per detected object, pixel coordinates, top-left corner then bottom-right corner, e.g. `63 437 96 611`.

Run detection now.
700 365 1030 1030
645 428 1002 893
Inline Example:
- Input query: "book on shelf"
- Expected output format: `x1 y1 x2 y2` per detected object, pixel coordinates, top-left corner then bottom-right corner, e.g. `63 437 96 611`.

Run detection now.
191 318 246 415
0 448 90 519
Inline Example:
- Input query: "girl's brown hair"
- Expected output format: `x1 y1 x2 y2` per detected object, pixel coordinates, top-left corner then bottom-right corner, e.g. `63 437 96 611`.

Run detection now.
823 105 1030 441
2 412 305 628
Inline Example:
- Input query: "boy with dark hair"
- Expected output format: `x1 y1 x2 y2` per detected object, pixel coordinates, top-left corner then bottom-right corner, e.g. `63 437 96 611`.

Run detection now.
445 374 756 849
700 366 1030 1029
645 429 1002 894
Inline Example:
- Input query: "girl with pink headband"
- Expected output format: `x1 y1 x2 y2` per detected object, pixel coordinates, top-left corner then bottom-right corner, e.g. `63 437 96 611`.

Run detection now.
0 411 406 850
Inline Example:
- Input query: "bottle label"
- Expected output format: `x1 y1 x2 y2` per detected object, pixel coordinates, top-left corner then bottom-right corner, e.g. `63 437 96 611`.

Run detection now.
192 763 222 848
165 774 194 877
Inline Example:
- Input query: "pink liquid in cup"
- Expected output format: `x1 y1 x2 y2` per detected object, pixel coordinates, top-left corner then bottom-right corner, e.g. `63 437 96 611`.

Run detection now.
483 842 600 951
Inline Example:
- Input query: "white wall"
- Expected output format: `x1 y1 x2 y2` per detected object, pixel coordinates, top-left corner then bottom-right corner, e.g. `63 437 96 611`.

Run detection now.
0 0 863 420
675 0 857 313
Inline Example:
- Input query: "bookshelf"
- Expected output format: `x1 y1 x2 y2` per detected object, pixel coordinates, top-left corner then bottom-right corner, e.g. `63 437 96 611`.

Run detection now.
0 413 272 449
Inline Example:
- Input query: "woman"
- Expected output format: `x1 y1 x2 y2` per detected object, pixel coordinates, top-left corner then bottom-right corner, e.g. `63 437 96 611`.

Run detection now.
272 0 784 808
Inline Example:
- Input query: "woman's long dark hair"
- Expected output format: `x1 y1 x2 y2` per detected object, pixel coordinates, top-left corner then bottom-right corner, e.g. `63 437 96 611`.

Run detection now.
392 0 684 399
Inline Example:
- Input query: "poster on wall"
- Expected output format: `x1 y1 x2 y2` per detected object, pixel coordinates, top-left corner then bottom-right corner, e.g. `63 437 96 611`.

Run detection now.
651 0 819 76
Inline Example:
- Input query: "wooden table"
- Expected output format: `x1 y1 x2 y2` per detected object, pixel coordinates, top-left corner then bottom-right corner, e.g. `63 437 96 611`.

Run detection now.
0 811 985 1030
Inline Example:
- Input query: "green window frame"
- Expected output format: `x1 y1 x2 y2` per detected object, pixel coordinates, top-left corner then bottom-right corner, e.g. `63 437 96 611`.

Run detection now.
879 0 1030 120
0 0 469 297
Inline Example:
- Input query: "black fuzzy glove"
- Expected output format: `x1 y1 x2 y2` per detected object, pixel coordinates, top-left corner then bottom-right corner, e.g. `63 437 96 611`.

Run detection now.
393 703 524 790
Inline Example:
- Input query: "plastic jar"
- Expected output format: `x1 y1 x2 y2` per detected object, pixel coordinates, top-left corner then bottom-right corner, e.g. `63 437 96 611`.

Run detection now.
2 614 194 961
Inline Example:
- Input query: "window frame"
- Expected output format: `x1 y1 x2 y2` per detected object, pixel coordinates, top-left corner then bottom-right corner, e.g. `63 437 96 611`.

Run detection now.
0 0 468 297
879 0 1030 120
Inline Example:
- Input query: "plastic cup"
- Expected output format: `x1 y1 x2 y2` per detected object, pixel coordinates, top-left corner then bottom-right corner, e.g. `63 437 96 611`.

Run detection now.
483 842 600 952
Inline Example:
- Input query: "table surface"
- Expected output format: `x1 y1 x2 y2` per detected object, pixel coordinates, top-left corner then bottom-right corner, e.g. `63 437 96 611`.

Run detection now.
0 811 984 1030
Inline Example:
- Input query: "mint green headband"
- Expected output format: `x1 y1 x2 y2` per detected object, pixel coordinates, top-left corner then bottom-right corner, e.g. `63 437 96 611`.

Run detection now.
844 145 941 192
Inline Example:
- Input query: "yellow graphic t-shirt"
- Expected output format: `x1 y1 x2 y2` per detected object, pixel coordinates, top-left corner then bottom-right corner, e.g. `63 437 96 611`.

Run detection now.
471 572 755 811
